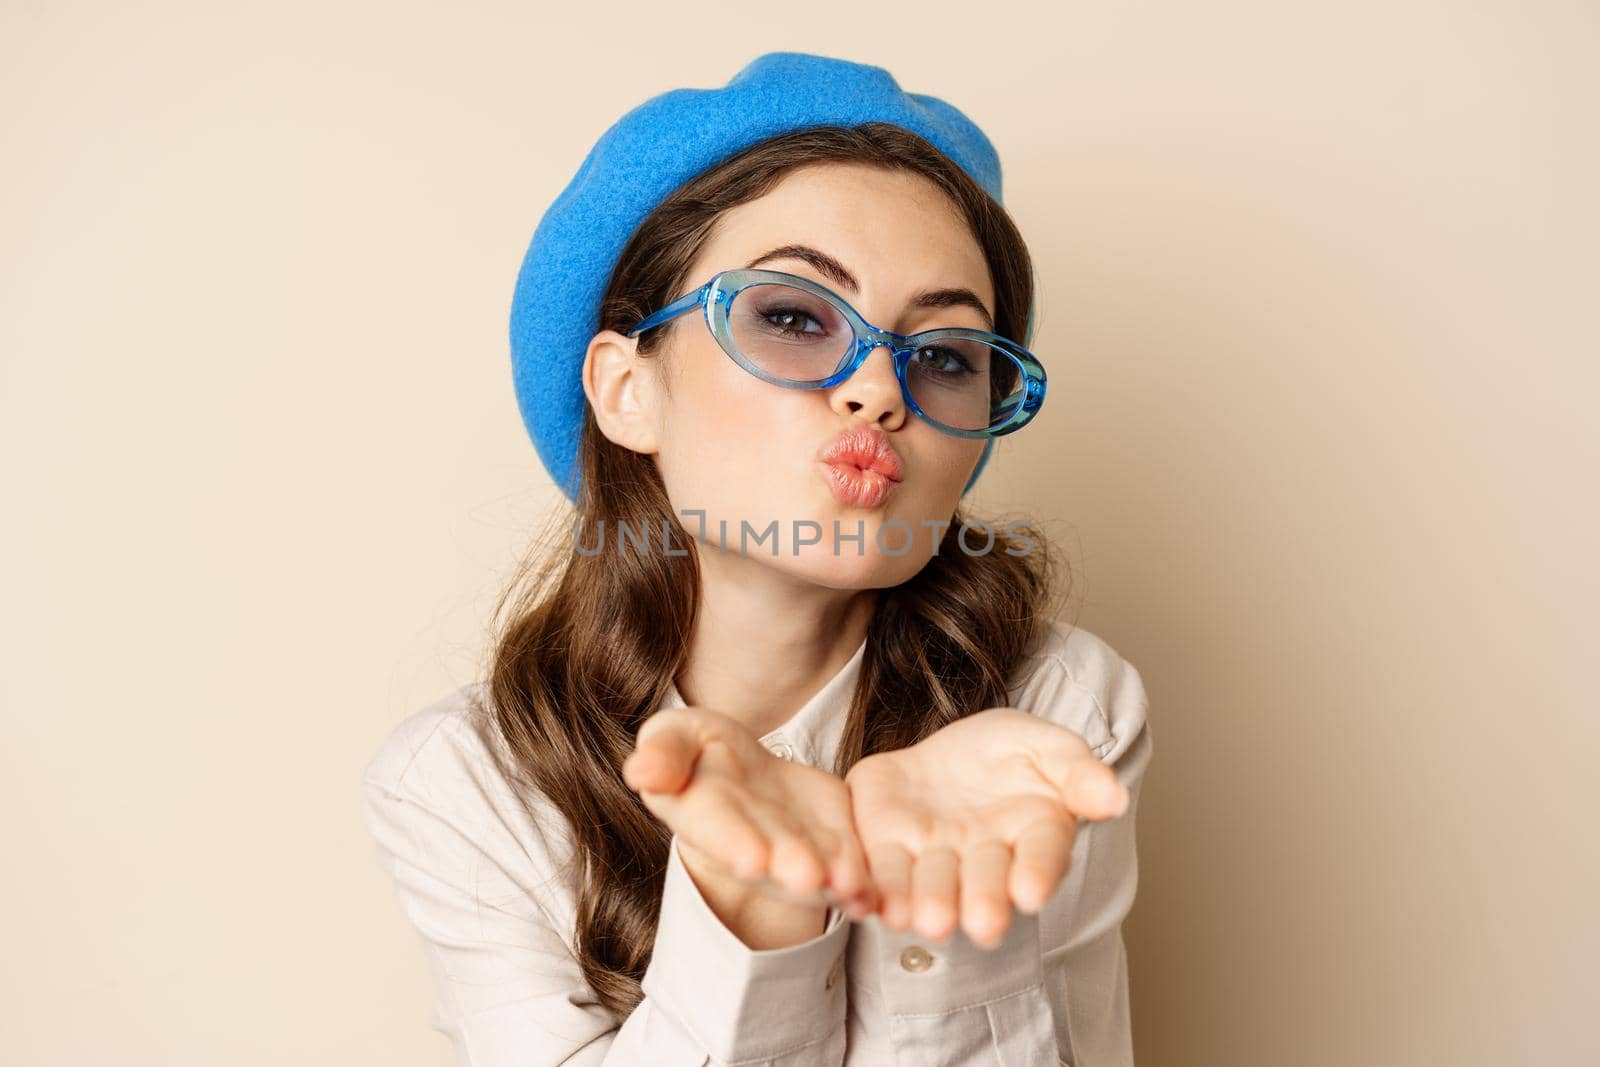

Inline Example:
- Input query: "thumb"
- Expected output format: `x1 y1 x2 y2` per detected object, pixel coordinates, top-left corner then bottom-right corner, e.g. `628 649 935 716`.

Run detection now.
1046 753 1129 821
623 717 701 795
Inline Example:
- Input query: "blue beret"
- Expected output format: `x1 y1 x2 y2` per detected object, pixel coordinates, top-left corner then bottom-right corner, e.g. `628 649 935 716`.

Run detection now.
509 51 1027 504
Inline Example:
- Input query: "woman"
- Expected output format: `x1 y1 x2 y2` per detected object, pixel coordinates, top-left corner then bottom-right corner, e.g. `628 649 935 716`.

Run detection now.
361 51 1153 1066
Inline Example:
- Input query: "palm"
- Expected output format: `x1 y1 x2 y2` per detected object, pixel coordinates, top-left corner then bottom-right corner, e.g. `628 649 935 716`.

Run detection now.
624 706 874 912
845 707 1128 947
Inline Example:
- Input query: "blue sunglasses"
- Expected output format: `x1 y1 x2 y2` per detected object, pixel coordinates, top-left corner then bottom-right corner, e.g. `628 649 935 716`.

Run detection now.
626 268 1046 438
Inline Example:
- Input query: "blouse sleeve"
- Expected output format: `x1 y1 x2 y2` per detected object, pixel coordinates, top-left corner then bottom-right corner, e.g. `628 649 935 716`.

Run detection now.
1023 632 1155 1067
360 770 851 1066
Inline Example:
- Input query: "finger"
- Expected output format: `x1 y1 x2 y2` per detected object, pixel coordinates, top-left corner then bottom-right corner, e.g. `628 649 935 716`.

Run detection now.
1009 814 1076 914
836 829 882 919
909 845 961 943
811 825 856 896
1042 753 1129 822
673 781 771 880
958 839 1015 948
742 793 828 897
808 792 880 910
808 825 877 918
865 842 915 931
622 717 701 795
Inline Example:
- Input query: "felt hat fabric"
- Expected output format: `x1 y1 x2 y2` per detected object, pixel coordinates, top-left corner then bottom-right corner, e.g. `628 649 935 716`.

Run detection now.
509 51 1024 503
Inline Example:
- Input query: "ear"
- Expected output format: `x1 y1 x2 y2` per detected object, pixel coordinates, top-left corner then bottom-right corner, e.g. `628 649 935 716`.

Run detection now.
582 329 661 457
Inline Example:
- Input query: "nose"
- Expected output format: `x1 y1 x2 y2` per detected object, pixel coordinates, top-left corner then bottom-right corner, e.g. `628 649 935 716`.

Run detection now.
828 340 907 429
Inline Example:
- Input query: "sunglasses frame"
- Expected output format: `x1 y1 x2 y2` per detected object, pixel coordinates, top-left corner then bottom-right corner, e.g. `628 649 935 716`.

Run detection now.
624 268 1046 439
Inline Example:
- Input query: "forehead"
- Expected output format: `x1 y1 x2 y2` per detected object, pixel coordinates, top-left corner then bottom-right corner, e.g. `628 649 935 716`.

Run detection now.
689 163 995 312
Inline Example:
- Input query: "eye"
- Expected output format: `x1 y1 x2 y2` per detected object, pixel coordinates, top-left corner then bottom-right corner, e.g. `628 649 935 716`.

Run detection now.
757 305 827 337
912 345 978 376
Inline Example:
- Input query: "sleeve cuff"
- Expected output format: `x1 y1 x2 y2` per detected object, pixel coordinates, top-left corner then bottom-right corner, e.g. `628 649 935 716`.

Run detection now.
640 833 850 1063
873 906 1045 1016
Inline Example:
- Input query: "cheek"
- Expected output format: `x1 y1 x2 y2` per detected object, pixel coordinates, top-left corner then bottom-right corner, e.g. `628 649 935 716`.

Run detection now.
654 339 786 503
918 434 989 501
875 432 986 552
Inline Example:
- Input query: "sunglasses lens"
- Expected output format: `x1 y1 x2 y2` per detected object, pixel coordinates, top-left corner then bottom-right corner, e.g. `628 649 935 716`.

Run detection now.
904 339 1023 433
727 282 854 383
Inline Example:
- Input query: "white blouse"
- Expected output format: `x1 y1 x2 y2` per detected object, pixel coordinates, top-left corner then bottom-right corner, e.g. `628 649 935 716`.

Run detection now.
360 618 1153 1066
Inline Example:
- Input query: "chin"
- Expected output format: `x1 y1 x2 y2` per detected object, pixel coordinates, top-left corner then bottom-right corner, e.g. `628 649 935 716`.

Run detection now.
774 541 929 590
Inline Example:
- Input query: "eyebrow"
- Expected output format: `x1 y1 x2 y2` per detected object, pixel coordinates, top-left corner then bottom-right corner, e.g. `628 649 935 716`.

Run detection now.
744 244 997 332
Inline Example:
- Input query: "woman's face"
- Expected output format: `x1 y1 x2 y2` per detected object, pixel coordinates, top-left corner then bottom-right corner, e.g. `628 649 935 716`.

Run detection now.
625 162 993 589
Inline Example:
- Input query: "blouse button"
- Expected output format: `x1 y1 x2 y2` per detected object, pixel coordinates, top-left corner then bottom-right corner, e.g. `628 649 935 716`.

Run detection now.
899 945 933 973
764 739 794 760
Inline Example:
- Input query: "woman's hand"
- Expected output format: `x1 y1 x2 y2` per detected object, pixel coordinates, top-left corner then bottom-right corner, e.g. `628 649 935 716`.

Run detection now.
623 705 879 919
845 707 1130 948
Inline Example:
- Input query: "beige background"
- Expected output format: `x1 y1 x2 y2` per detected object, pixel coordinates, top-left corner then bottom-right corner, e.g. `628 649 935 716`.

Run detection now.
3 1 1596 1064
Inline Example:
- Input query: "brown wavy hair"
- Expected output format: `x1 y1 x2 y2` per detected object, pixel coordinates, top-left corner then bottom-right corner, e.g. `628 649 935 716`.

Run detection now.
477 122 1068 1018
